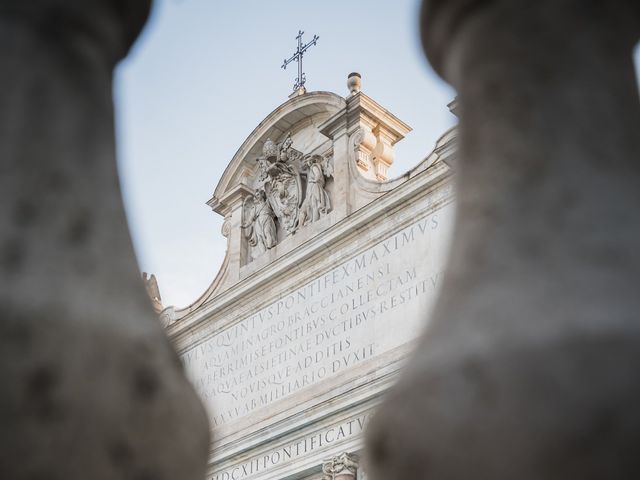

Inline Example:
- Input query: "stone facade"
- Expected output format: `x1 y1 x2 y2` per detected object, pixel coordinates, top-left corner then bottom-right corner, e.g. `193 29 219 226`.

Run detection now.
165 77 457 480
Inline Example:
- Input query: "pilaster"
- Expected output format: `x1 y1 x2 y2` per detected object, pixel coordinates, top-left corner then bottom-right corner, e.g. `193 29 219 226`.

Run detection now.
320 77 412 183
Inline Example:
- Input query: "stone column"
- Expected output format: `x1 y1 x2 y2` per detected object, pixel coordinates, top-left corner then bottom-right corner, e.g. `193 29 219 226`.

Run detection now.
0 1 210 479
322 452 359 480
367 1 640 479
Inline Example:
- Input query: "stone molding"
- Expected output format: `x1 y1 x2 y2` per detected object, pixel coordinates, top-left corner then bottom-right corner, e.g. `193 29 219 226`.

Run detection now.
168 158 453 345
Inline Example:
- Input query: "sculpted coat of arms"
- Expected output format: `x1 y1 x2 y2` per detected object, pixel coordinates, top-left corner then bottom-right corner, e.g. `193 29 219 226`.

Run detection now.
242 133 333 256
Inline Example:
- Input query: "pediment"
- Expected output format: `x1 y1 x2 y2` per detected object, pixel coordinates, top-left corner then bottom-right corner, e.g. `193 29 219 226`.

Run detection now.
176 85 431 314
209 91 346 215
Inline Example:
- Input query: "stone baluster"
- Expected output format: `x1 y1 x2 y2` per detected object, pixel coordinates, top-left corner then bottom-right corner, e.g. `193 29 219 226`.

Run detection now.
367 0 640 479
0 1 210 479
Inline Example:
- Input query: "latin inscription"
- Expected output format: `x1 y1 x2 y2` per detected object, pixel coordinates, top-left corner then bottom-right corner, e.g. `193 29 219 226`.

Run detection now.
182 207 452 428
210 412 373 480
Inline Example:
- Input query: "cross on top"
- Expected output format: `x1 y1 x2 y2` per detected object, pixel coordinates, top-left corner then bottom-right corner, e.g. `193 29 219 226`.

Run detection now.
281 30 319 92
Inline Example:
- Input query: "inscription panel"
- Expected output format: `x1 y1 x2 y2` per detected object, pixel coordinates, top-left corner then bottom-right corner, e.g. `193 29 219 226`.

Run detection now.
210 411 372 480
182 204 454 429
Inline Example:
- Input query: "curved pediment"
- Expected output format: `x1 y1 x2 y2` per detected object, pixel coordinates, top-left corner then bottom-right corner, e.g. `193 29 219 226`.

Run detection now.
209 91 346 215
170 85 450 319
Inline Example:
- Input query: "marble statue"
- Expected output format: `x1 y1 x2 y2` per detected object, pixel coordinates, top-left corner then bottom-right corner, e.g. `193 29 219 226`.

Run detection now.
242 189 277 252
300 154 333 226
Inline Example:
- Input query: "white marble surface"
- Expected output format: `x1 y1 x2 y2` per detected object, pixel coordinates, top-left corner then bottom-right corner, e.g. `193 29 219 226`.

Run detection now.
182 203 454 431
168 86 458 480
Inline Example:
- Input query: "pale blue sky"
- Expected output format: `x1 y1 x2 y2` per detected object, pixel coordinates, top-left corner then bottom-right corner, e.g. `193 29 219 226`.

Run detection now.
114 0 640 308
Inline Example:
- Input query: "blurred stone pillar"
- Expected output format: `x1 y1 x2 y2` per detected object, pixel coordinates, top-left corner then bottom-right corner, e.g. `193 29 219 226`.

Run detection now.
0 1 210 479
367 1 640 479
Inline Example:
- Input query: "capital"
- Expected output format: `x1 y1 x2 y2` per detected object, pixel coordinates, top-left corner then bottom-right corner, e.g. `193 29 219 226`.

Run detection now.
322 452 359 480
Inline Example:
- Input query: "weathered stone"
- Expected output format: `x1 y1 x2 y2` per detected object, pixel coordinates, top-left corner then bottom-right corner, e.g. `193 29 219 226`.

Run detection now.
367 1 640 478
168 76 457 479
0 1 210 479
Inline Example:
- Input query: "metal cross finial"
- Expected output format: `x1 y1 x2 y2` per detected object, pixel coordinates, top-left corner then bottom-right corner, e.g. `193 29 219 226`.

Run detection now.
281 30 319 92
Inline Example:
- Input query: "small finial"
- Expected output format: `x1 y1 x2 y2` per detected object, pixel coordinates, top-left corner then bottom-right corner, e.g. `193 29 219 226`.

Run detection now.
347 72 362 95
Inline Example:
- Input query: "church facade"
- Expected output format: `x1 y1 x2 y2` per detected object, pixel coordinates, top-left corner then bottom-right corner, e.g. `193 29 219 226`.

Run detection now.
162 76 457 480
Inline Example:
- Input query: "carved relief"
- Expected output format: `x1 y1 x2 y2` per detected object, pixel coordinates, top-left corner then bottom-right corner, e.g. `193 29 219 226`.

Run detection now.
350 127 394 181
322 452 359 480
350 129 369 172
158 306 176 328
242 133 334 260
221 214 232 238
261 136 304 236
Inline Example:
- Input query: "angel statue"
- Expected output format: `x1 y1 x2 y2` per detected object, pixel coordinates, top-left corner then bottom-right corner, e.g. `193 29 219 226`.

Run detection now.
242 189 277 253
142 272 163 312
299 154 333 226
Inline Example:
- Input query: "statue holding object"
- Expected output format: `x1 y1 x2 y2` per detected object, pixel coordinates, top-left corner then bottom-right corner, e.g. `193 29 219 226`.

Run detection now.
300 154 333 226
242 189 277 253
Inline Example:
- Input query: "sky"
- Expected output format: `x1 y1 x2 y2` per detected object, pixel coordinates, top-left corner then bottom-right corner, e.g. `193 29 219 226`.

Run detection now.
114 0 640 308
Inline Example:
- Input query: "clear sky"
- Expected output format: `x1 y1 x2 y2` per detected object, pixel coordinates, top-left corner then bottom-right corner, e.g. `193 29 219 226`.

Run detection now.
114 0 640 308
